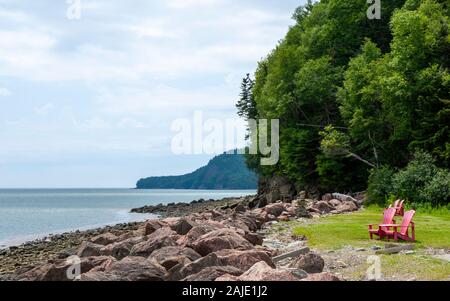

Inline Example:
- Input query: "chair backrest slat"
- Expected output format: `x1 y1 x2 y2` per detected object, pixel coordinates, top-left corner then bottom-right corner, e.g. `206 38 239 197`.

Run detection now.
400 210 415 235
383 208 396 224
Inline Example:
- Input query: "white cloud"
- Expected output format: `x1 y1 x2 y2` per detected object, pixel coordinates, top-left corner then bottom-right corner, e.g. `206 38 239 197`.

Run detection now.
34 103 55 115
166 0 222 9
94 84 235 117
0 9 29 22
0 2 295 82
0 0 302 186
74 117 112 130
117 118 146 129
0 87 12 96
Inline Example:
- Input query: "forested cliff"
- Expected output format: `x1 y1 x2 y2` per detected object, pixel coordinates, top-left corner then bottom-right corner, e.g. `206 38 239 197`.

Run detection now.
137 153 257 190
237 0 449 205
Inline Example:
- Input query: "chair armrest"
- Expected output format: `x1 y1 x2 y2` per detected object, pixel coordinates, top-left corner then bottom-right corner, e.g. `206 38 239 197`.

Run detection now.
379 224 399 227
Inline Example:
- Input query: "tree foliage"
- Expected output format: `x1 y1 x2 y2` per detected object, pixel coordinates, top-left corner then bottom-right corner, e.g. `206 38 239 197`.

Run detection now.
237 0 449 204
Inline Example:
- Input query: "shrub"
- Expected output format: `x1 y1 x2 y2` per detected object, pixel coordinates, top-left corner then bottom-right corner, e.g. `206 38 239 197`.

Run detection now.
391 151 438 203
367 151 450 206
420 170 450 206
367 166 396 205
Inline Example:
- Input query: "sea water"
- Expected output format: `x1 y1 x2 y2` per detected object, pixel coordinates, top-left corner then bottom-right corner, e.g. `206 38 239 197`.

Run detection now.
0 188 254 247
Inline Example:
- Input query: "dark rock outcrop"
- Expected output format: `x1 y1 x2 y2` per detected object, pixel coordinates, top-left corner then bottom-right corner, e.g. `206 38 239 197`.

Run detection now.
289 253 325 274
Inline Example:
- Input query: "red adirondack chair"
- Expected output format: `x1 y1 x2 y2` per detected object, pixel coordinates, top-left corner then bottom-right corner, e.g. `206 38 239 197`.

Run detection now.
390 200 405 216
379 210 416 242
368 207 396 240
389 200 400 209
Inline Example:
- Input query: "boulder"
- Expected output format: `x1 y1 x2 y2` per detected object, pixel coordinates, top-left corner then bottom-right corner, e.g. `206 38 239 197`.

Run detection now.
220 218 251 234
234 204 246 213
278 212 291 222
248 209 269 227
289 253 325 274
79 271 122 281
117 231 135 242
130 236 177 257
265 191 281 204
148 226 180 241
335 201 358 213
215 249 275 271
17 256 115 281
215 274 240 281
264 203 285 217
293 206 311 218
90 233 118 246
177 224 222 247
143 220 167 235
243 233 264 246
237 261 299 281
234 215 258 232
192 229 253 256
170 218 196 235
100 237 145 260
82 257 166 281
298 191 307 200
89 257 117 272
322 193 333 202
257 196 268 208
77 242 103 258
279 184 295 201
130 228 179 257
328 199 342 207
301 272 341 281
167 253 222 281
149 246 202 270
182 266 243 281
313 201 333 214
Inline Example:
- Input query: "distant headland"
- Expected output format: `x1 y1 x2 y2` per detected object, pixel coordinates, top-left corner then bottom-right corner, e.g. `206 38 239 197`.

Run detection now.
136 152 258 190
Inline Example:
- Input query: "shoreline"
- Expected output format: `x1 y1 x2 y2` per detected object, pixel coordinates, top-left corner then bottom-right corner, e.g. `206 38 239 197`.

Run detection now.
0 212 156 250
0 195 255 278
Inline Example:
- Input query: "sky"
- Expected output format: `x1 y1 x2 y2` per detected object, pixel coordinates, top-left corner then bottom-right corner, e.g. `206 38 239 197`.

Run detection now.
0 0 303 188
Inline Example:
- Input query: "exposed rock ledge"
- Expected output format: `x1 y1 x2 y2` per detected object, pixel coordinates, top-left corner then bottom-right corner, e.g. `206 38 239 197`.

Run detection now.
3 193 362 281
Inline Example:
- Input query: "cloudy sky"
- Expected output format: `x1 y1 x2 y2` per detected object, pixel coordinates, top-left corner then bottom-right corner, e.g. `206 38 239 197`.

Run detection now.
0 0 302 188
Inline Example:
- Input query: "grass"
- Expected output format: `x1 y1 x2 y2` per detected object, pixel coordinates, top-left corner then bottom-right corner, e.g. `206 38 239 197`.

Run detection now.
292 206 450 250
290 206 450 280
345 254 450 281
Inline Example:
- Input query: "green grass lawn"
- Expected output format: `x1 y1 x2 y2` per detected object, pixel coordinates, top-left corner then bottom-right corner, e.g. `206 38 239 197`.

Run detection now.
292 206 450 250
290 206 450 280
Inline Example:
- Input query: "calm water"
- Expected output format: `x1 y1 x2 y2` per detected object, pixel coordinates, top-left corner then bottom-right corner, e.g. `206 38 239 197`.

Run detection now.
0 189 254 247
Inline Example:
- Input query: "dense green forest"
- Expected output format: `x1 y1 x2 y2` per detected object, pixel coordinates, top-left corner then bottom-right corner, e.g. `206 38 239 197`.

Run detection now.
136 152 257 190
237 0 449 206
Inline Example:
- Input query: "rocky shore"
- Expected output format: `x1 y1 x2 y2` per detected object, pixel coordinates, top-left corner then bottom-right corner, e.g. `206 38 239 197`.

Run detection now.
1 191 363 281
130 196 252 217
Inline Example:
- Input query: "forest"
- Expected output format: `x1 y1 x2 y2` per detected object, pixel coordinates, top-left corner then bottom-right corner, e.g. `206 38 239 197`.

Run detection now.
237 0 449 206
137 152 258 190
